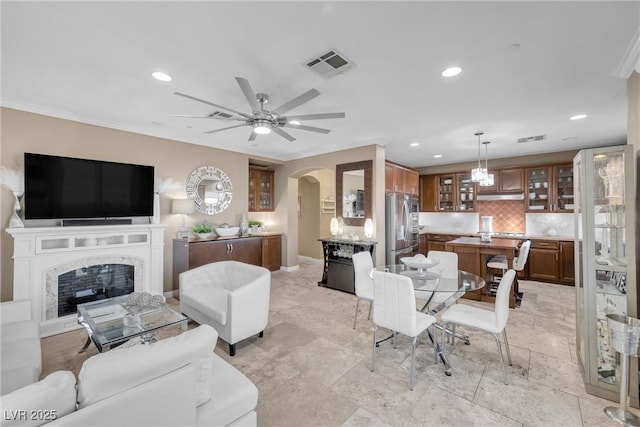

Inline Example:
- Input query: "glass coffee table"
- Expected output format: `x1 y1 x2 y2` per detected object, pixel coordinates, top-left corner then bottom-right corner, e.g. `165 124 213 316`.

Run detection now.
77 294 187 353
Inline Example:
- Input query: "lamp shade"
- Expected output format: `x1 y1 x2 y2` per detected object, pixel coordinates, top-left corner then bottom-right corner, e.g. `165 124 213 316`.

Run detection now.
171 199 195 215
364 218 374 239
330 217 339 236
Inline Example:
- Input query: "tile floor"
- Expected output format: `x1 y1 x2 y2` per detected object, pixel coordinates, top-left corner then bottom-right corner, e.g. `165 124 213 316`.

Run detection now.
41 259 636 426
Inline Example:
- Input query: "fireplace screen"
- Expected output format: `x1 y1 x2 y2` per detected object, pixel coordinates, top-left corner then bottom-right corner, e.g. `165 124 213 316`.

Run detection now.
57 264 134 317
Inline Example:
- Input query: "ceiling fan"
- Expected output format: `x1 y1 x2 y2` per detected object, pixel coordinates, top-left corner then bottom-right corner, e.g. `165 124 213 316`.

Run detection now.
173 77 345 142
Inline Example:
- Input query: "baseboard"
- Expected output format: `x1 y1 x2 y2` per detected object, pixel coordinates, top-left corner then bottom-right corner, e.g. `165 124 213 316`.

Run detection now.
280 265 300 272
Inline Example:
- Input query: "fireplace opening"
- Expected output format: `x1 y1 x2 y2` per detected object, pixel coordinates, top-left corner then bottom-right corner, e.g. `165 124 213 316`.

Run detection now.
57 264 134 317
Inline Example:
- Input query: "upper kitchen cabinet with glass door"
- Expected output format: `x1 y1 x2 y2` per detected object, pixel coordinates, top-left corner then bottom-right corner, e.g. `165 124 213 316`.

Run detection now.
574 145 637 404
526 167 552 211
554 165 575 211
456 173 477 211
436 174 455 211
526 164 573 212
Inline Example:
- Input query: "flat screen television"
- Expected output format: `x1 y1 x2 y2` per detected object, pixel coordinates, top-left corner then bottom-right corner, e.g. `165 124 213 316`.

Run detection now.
24 153 155 220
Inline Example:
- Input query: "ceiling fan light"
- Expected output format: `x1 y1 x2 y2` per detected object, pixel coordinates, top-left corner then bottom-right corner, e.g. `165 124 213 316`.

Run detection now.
253 120 272 134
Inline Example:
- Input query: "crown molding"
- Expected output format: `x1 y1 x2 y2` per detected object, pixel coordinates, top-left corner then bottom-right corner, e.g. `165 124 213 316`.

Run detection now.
615 28 640 79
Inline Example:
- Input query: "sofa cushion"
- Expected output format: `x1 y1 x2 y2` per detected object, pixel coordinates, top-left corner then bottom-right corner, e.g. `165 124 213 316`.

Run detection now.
196 354 259 427
0 320 39 343
1 338 42 395
0 371 76 427
181 286 229 325
77 324 217 408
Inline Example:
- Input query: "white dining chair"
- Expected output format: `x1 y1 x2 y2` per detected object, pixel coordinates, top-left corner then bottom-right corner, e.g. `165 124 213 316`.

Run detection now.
371 270 437 390
352 251 374 329
415 251 458 312
440 269 516 384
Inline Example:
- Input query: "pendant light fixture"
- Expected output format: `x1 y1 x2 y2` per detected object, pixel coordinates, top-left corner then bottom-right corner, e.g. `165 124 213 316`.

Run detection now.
470 132 487 183
480 141 495 187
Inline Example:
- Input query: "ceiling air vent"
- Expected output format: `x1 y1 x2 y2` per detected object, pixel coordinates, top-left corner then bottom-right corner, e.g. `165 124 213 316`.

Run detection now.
305 49 355 78
517 134 547 143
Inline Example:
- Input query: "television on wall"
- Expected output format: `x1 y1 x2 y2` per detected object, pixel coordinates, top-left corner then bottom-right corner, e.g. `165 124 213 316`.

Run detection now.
24 153 155 220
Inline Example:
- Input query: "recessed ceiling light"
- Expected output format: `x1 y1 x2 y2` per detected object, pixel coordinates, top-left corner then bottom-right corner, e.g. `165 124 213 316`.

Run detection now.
152 71 172 82
288 120 301 125
570 114 587 120
410 143 420 147
433 154 442 158
441 67 462 77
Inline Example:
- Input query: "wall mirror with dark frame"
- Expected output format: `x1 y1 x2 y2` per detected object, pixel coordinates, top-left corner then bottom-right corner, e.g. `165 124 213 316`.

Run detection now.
336 160 372 226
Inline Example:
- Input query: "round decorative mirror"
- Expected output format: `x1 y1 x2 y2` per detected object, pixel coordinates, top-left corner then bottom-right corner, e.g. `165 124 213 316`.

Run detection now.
186 166 233 214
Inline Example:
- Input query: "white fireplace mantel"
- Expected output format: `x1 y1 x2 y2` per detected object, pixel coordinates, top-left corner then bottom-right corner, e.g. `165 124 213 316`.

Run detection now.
6 223 165 337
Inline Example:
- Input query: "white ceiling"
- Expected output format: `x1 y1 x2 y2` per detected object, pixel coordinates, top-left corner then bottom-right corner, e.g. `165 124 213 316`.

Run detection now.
2 1 639 168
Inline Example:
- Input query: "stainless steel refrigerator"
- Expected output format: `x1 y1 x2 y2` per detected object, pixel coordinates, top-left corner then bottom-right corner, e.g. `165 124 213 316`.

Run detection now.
385 193 419 265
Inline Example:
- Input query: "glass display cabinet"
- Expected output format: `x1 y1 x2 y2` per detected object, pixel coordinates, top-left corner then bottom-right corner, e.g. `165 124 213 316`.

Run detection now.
574 145 638 405
437 175 455 211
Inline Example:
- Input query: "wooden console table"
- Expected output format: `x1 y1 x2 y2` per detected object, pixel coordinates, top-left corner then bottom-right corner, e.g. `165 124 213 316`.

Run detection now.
318 238 377 294
445 237 520 308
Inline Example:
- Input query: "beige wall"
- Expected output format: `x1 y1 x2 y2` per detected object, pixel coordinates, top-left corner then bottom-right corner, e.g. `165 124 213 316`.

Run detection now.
297 176 320 258
276 144 387 268
0 107 251 300
299 169 334 260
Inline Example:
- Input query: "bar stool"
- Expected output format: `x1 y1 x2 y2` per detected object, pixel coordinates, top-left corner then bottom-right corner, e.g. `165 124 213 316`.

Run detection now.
486 240 530 300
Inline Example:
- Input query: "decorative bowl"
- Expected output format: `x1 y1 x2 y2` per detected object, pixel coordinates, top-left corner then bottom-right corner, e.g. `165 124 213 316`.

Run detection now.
195 232 213 239
539 195 548 200
400 256 439 270
215 226 240 237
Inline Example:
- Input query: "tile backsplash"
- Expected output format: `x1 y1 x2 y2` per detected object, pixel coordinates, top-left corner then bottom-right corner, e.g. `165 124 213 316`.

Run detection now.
478 200 525 233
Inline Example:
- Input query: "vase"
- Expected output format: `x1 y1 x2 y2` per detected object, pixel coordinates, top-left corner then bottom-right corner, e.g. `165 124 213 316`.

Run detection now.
9 191 24 228
152 193 160 224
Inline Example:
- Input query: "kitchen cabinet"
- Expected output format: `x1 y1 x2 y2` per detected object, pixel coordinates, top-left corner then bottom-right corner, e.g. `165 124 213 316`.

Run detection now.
476 168 524 194
525 164 573 212
436 175 455 211
574 145 637 405
249 167 274 212
425 234 456 252
559 240 575 285
422 174 477 212
455 173 477 211
385 161 419 195
261 234 281 271
419 175 437 212
173 237 263 288
418 233 428 255
527 239 560 282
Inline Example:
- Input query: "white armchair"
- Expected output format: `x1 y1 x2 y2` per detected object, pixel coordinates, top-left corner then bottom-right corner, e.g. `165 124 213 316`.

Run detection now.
1 300 42 395
179 261 271 356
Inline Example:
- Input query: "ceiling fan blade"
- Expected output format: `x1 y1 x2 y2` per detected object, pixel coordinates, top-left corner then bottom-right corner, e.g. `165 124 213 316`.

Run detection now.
171 114 243 121
273 127 296 142
285 112 345 121
283 123 331 134
248 131 258 142
204 124 248 134
235 77 260 112
174 92 252 119
272 89 321 115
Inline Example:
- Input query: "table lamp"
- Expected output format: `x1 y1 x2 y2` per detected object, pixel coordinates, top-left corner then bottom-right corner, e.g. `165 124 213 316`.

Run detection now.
172 199 195 235
364 218 374 240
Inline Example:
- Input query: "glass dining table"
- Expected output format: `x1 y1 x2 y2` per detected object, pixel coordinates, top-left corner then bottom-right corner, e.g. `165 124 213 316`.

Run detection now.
374 264 486 375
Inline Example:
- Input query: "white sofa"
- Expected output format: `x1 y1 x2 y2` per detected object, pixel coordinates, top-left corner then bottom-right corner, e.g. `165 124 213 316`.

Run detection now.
180 261 270 356
1 300 42 395
0 325 258 427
